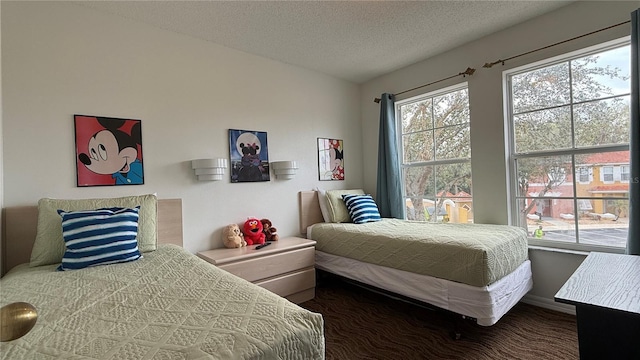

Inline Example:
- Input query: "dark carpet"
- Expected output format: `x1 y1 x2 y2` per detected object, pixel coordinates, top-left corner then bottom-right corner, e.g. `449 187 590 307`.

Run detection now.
300 276 578 360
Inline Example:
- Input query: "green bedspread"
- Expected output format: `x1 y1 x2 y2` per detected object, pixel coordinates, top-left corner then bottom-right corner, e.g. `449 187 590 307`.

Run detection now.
310 219 528 287
0 244 325 359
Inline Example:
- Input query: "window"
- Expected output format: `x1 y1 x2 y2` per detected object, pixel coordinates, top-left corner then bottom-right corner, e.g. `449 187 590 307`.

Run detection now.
621 165 630 181
602 166 614 182
506 38 630 250
397 84 472 223
578 167 589 183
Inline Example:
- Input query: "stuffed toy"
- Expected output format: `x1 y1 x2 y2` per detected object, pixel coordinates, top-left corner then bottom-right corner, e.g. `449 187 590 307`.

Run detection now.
222 224 246 248
243 218 266 245
261 218 279 241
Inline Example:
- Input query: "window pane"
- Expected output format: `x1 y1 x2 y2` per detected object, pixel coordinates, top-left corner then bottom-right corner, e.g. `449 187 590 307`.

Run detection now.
403 131 433 163
404 196 473 224
512 62 570 114
405 197 429 221
403 165 435 222
574 96 630 147
403 164 473 224
435 125 470 159
513 107 572 153
403 165 434 199
435 163 472 199
622 166 630 181
435 163 472 224
523 198 576 242
578 199 628 248
434 89 469 128
515 155 574 197
571 46 631 102
401 100 433 133
578 167 589 182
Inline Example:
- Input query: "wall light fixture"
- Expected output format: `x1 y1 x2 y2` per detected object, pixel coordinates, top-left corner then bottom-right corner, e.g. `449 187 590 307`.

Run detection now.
271 161 299 180
191 158 228 181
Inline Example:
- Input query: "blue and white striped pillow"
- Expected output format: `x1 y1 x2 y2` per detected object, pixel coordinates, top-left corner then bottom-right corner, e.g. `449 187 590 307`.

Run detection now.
341 194 382 224
57 207 142 271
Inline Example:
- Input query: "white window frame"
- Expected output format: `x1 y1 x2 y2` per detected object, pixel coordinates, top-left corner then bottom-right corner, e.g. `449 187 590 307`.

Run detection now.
395 82 472 222
602 166 614 183
578 167 590 184
621 165 630 182
504 37 630 253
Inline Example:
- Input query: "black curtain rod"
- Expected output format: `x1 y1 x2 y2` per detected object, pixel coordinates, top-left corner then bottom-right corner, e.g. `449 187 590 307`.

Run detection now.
374 67 475 103
483 20 631 68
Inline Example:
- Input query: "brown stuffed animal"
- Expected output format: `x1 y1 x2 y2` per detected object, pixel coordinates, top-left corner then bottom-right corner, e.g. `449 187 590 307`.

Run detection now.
260 218 279 241
223 223 247 248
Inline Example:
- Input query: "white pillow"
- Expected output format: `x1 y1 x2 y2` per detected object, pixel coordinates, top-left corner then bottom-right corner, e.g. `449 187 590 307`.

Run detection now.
326 189 365 223
315 187 331 222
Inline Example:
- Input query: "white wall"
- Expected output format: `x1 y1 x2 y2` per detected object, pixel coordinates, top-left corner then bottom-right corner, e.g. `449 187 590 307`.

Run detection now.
361 1 637 308
1 1 363 254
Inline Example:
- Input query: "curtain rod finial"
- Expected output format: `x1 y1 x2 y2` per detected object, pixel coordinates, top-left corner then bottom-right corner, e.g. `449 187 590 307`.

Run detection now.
374 98 381 103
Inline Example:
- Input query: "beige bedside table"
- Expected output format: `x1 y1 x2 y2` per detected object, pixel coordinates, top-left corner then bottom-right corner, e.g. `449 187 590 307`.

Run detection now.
197 237 316 304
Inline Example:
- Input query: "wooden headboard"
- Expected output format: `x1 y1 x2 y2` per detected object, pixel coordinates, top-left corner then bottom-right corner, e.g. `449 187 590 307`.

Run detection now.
1 199 183 275
298 191 324 235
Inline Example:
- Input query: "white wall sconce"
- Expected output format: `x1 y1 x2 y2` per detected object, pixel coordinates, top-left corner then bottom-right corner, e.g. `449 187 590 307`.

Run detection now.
192 158 228 181
271 161 299 180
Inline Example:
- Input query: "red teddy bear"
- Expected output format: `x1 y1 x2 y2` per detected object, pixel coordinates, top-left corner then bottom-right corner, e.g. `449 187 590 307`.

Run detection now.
243 218 266 245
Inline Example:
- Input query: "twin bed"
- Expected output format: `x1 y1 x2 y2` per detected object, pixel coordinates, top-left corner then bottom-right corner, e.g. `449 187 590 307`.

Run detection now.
1 190 533 358
1 196 325 359
299 190 533 327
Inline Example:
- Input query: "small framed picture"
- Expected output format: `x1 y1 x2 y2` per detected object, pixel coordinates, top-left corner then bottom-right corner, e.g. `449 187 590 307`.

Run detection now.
229 129 270 182
318 138 344 181
74 115 144 187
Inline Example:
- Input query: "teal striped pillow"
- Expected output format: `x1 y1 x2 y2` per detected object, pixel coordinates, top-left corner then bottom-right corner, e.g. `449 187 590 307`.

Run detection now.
341 194 382 224
57 207 142 271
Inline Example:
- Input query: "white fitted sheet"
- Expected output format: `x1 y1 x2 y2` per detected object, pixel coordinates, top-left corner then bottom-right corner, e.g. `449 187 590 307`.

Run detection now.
315 250 532 326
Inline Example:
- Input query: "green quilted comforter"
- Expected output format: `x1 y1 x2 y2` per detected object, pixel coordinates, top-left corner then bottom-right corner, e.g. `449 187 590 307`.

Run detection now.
310 219 528 287
0 244 325 359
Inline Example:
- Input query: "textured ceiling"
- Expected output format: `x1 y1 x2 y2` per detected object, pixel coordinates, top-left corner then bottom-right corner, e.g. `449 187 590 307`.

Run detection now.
77 1 573 84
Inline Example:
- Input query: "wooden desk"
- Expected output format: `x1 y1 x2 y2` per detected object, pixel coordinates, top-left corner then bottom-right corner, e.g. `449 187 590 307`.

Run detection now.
555 252 640 360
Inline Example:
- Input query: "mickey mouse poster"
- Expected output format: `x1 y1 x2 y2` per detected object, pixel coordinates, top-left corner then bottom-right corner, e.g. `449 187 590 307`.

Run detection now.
74 115 144 187
229 129 270 182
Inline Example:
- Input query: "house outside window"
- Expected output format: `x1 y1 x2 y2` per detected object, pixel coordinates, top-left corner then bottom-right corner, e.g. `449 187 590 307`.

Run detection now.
506 38 630 251
396 83 473 224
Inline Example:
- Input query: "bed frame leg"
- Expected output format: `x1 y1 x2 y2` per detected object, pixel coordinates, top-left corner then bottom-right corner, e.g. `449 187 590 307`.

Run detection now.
449 314 464 340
